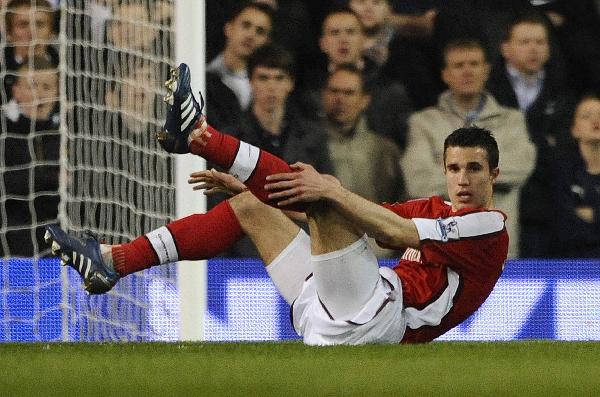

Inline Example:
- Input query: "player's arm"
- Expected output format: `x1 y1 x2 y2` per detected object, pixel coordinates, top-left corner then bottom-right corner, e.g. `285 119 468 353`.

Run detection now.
265 162 420 248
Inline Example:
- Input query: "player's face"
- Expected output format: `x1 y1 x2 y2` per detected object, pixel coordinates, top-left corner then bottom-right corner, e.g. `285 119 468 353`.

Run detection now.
444 146 499 211
442 47 490 97
501 23 549 75
12 69 58 120
323 69 369 127
349 0 392 30
320 13 365 66
225 8 271 59
571 97 600 143
8 6 54 44
250 66 294 112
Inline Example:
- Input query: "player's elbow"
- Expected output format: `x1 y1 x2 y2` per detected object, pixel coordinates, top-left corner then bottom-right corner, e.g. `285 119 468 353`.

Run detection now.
374 223 419 249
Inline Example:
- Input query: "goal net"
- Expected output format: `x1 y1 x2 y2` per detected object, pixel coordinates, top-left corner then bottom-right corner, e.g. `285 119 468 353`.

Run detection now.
1 0 181 341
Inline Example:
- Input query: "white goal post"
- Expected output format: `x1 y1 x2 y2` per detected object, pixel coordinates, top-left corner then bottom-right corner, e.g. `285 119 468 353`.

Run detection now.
174 0 206 342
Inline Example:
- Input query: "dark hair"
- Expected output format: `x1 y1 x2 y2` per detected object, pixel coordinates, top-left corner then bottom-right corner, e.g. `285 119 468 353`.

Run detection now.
320 6 363 36
444 126 499 169
5 0 55 35
503 12 549 42
442 38 488 66
327 63 370 94
228 1 275 25
247 44 296 78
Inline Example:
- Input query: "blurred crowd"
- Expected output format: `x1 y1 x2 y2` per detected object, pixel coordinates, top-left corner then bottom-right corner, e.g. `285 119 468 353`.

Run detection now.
1 0 599 259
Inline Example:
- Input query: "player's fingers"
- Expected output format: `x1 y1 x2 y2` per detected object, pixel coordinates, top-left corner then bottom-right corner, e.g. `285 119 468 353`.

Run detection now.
264 180 297 191
265 172 298 182
212 170 234 182
276 195 301 207
192 183 216 191
188 176 215 185
289 162 308 170
203 187 228 196
190 169 212 176
267 188 299 200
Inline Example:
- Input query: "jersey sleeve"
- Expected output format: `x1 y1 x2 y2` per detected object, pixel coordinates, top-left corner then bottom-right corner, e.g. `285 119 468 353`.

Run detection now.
412 210 508 275
377 199 432 249
381 198 436 218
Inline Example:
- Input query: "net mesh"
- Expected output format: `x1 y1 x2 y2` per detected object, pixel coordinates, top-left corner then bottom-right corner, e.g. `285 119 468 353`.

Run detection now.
0 0 178 341
61 0 177 341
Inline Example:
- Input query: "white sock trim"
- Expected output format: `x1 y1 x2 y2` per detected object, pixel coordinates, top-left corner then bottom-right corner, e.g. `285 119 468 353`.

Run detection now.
146 226 179 264
228 141 260 183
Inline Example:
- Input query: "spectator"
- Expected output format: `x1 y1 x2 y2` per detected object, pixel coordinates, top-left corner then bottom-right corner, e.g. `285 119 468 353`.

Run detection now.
2 0 58 103
552 94 600 258
487 12 575 257
382 2 447 110
0 56 59 257
106 2 156 52
488 12 572 148
299 7 376 108
323 64 404 205
402 38 535 258
206 0 313 61
348 0 396 66
386 1 539 109
205 2 274 129
529 0 600 96
215 44 333 257
104 2 161 80
298 7 413 148
105 59 161 134
84 0 115 43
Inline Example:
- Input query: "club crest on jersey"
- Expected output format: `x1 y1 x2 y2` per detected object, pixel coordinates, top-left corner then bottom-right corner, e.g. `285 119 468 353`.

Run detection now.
436 218 459 242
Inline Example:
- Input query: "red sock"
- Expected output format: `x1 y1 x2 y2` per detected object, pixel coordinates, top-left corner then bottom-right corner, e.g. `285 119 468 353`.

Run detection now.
112 200 244 276
189 123 306 211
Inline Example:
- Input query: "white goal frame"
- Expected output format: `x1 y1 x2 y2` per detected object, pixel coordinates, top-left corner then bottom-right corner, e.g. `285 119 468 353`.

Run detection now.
174 0 207 341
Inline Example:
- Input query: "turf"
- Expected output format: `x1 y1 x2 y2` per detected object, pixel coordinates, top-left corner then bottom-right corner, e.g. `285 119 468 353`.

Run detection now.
1 341 599 396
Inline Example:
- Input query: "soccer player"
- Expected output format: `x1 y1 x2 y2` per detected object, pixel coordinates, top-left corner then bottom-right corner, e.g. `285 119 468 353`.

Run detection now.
45 64 508 345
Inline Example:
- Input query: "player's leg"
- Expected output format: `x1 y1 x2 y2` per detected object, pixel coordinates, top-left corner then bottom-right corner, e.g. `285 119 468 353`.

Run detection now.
45 192 312 301
158 63 306 211
227 192 312 304
44 199 244 294
118 191 310 303
305 202 381 320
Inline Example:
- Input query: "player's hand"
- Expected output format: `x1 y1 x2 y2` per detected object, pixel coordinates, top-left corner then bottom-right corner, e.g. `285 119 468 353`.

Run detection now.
264 162 341 206
188 168 247 196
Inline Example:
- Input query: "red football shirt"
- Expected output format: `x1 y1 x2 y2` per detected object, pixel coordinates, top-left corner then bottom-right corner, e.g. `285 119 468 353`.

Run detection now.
381 196 508 343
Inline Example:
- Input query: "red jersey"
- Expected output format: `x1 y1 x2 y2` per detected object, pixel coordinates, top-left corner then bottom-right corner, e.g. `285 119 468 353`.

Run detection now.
381 196 508 343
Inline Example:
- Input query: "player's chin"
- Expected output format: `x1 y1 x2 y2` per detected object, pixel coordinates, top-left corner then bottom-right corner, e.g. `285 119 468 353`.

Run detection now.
452 197 476 210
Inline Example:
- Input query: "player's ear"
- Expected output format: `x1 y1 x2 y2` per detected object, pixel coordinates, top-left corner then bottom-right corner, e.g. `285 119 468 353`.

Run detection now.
490 167 499 183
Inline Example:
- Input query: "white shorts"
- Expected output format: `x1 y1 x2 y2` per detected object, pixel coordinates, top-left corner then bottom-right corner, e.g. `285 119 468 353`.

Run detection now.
292 265 405 345
267 231 406 345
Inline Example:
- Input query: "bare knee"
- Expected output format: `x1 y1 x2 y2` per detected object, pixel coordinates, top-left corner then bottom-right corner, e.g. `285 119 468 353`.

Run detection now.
228 191 264 221
227 191 301 265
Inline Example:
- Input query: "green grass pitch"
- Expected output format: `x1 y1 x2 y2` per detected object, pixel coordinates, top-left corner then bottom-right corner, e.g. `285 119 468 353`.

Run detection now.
1 341 599 396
